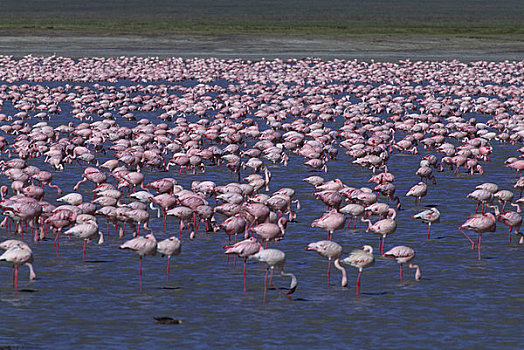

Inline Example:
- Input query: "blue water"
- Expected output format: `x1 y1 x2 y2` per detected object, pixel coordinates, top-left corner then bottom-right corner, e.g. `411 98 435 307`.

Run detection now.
0 63 523 349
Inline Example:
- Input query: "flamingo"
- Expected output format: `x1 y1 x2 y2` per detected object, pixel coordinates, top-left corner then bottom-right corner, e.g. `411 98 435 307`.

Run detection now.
305 240 347 287
119 233 157 291
459 213 496 260
223 237 263 292
311 210 346 240
64 222 104 262
361 208 397 254
250 217 287 246
384 246 421 280
413 207 441 239
0 243 36 291
249 248 297 302
157 236 182 283
341 245 375 295
406 182 427 205
489 204 522 244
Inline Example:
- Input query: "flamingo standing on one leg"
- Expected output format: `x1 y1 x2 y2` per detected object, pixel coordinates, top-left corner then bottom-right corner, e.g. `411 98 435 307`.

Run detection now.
119 233 157 291
223 237 263 292
249 248 297 302
64 222 104 263
305 240 347 287
413 207 440 239
384 245 421 280
341 245 375 295
157 236 181 283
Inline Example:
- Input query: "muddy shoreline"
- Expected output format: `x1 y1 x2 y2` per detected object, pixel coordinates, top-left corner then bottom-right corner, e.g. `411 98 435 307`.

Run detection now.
0 34 522 61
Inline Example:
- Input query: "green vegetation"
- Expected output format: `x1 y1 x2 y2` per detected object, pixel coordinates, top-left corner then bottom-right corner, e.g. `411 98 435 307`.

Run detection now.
0 0 522 37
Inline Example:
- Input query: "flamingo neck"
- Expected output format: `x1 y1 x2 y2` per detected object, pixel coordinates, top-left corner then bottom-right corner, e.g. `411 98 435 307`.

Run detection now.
26 263 37 280
409 263 421 280
334 258 348 287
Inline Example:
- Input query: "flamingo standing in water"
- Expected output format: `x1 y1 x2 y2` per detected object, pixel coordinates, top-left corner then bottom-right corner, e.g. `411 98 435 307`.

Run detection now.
384 246 421 280
0 242 36 291
64 222 104 262
223 237 262 292
406 182 427 205
311 210 346 240
157 236 181 282
119 233 157 291
249 248 297 302
361 208 397 254
459 213 496 260
305 240 347 287
341 245 374 295
489 204 522 244
413 207 440 239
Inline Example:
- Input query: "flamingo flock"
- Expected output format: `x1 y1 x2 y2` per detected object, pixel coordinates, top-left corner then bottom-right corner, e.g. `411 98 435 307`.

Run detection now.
0 55 522 302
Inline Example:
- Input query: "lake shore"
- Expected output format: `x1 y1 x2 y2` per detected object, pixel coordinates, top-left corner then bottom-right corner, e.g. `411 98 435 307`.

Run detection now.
0 34 522 61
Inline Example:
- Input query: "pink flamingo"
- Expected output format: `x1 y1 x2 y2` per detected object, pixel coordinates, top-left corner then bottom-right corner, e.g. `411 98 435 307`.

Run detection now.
341 245 375 295
64 222 104 262
506 160 524 178
467 189 494 214
489 204 522 244
223 237 263 292
406 182 427 205
361 208 397 254
413 207 440 239
305 240 347 287
339 203 365 228
249 248 297 302
312 210 346 240
0 243 36 291
459 213 496 260
384 246 421 280
157 236 181 282
119 233 157 291
251 217 287 246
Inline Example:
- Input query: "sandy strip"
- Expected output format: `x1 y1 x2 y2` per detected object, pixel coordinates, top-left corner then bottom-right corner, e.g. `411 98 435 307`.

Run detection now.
0 34 522 61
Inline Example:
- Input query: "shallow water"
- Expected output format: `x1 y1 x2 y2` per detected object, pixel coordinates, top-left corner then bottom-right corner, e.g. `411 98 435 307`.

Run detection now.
0 78 522 350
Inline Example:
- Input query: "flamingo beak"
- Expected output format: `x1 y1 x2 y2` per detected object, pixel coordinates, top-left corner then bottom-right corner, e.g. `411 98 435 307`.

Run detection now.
287 286 296 295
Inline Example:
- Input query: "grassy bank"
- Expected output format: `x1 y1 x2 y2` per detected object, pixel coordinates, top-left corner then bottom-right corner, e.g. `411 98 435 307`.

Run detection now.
0 0 522 37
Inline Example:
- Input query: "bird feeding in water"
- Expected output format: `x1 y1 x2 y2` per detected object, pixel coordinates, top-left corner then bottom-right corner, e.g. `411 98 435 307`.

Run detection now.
249 248 297 302
341 245 374 295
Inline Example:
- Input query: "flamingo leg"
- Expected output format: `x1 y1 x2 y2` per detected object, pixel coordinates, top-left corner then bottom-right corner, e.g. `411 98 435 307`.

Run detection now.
82 239 87 263
54 230 61 258
139 257 143 292
459 228 475 249
478 234 482 260
166 256 171 283
356 270 362 295
509 227 512 244
268 268 293 301
263 267 269 303
400 264 403 280
427 223 431 240
243 257 247 293
327 259 332 286
14 265 18 292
